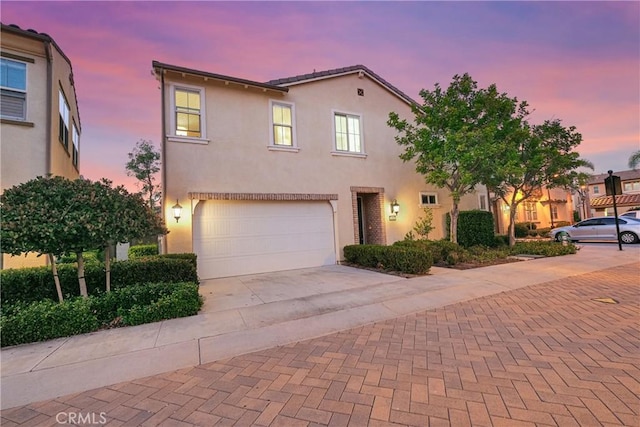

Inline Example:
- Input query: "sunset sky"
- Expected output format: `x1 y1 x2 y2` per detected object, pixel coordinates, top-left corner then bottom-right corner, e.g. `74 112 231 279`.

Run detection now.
3 1 638 192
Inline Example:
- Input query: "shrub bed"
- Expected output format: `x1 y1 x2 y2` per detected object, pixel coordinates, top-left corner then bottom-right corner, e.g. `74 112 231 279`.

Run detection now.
510 241 577 256
128 244 159 259
343 245 432 275
0 255 198 305
0 282 202 347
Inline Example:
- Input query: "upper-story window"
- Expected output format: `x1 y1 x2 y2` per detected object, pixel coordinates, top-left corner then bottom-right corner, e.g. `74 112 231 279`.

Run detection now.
270 101 296 148
72 123 79 168
59 89 70 149
0 58 27 120
593 185 600 194
419 192 439 207
334 112 362 153
175 87 202 137
623 181 640 192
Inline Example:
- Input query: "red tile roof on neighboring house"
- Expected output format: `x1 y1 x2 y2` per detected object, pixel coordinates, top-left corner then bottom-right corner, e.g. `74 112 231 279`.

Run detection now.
588 169 640 184
266 65 418 107
590 193 640 207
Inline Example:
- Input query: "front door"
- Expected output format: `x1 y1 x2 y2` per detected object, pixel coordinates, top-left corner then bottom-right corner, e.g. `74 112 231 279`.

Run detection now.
357 196 366 244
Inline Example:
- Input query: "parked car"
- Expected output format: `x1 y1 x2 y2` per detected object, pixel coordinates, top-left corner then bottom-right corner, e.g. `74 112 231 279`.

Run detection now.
621 210 640 219
550 216 640 244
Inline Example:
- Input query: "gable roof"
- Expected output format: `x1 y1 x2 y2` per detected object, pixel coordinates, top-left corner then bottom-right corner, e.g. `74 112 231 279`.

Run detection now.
588 169 640 184
266 65 418 107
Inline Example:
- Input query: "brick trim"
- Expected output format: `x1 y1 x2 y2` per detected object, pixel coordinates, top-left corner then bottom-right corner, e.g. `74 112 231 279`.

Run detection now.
188 192 338 201
351 187 386 245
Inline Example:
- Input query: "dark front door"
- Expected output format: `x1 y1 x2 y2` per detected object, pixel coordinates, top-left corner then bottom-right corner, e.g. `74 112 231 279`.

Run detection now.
357 196 366 244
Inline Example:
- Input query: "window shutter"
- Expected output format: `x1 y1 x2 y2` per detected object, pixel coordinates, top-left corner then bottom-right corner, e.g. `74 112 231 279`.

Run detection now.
1 89 25 119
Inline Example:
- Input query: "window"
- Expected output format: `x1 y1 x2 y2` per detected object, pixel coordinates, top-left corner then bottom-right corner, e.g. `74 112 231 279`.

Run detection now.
59 90 70 149
173 86 203 138
523 202 538 221
593 185 600 194
270 101 296 148
419 192 439 206
551 205 558 220
334 112 362 153
72 123 79 167
1 58 27 120
478 194 488 211
623 181 640 192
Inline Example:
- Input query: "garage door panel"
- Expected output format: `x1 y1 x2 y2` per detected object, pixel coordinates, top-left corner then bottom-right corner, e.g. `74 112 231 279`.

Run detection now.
193 200 336 279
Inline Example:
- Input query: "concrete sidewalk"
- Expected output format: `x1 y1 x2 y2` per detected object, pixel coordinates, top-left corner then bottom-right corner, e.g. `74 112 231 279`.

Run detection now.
2 244 639 410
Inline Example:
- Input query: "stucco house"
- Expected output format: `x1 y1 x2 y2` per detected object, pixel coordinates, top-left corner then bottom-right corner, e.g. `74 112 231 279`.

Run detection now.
1 24 81 269
153 62 487 279
587 169 640 216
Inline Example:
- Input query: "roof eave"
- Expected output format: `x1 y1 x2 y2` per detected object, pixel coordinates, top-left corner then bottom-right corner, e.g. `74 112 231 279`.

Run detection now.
152 60 288 94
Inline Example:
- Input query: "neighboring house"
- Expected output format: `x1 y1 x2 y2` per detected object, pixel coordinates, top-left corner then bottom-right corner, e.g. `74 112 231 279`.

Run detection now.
492 186 576 234
588 170 640 216
1 23 81 269
153 62 484 279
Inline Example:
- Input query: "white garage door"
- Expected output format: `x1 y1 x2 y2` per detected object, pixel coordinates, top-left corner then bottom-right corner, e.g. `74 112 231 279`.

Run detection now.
193 200 336 279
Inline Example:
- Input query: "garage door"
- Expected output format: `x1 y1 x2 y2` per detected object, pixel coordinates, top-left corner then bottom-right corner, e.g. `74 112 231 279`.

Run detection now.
193 200 336 279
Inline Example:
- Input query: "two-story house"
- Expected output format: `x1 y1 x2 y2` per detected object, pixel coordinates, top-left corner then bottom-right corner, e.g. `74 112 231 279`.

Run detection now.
587 170 640 216
1 24 81 268
152 62 484 279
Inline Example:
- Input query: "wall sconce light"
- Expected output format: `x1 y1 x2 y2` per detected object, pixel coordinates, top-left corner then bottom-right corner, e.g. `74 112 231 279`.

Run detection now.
172 200 183 223
391 200 400 215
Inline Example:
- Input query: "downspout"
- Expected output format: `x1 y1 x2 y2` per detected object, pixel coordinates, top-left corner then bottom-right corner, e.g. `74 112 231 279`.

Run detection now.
159 67 168 254
45 40 53 266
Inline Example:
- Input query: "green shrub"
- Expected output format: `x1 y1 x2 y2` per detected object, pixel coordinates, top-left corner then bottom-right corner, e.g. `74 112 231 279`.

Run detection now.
343 244 432 275
510 241 577 256
1 282 202 347
57 250 102 265
1 298 99 347
120 284 202 326
514 222 532 238
456 210 495 248
128 244 159 259
494 235 510 247
394 239 467 265
1 256 198 305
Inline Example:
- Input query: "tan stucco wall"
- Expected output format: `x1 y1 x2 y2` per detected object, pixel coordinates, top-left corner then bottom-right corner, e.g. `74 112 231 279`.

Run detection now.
1 29 80 269
161 71 481 257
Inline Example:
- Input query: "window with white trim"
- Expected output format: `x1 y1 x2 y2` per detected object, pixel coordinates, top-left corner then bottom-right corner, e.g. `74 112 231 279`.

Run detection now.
1 58 27 120
334 112 362 153
419 192 439 207
522 201 538 221
478 194 488 211
59 89 70 149
72 123 79 167
169 84 206 141
593 185 600 194
551 205 558 220
270 101 295 147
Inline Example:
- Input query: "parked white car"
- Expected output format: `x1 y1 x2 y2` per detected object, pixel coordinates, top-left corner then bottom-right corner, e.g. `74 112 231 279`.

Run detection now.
550 216 640 244
621 210 640 219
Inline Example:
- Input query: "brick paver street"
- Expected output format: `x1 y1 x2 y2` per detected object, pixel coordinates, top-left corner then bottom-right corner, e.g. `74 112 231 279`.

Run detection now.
2 263 639 426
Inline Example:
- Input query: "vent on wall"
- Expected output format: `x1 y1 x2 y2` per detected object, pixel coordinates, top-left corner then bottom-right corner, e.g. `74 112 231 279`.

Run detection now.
357 88 364 96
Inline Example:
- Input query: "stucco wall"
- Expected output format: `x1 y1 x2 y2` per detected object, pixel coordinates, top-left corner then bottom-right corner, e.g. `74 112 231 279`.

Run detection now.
161 70 481 257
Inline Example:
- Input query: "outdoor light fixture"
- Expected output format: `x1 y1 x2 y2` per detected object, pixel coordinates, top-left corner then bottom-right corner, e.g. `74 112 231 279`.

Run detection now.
172 200 183 223
391 200 400 215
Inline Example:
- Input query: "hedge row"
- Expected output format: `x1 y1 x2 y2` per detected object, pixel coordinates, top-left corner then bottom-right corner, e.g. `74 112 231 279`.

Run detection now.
343 245 432 275
128 244 159 259
0 282 202 347
1 255 198 305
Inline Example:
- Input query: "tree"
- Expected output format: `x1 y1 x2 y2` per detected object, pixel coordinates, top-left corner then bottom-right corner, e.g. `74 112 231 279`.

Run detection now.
485 119 593 245
413 208 435 239
1 176 166 298
629 150 640 169
388 73 527 243
126 139 161 211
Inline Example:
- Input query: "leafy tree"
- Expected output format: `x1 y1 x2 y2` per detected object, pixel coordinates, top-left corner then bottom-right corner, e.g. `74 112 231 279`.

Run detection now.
388 73 527 243
485 119 593 245
1 176 166 298
629 150 640 169
413 208 435 239
126 139 161 211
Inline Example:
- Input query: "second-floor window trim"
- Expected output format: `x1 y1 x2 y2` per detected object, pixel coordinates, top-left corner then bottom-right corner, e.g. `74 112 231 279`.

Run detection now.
269 100 298 152
419 192 440 207
168 83 208 144
72 122 79 168
332 111 364 156
1 58 27 121
59 89 70 149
